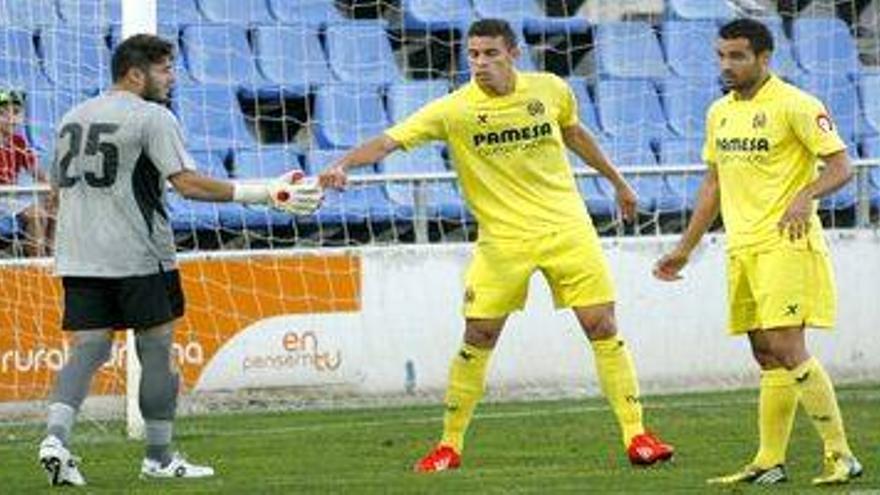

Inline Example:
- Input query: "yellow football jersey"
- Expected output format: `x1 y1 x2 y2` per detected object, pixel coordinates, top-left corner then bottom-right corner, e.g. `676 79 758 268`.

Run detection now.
702 75 847 252
385 72 590 240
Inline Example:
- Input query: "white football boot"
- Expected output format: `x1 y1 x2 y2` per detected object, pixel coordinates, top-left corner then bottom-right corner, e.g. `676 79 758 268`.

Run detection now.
38 435 86 486
140 452 215 479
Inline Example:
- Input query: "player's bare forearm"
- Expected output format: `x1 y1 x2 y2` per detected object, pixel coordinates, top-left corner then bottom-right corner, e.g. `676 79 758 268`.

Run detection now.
676 166 720 255
335 135 400 171
802 150 853 199
169 170 234 202
561 125 627 189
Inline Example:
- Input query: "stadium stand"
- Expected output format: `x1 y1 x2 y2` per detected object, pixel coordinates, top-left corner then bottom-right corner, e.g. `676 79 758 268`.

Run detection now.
386 80 449 124
252 24 337 94
266 0 347 26
594 78 673 144
0 26 52 90
401 0 475 32
793 17 861 77
471 0 589 36
325 21 402 85
197 0 275 25
659 75 721 139
380 145 470 220
662 20 719 79
566 76 602 135
173 85 260 150
312 83 389 149
594 21 670 80
39 26 112 93
180 24 266 87
665 0 737 20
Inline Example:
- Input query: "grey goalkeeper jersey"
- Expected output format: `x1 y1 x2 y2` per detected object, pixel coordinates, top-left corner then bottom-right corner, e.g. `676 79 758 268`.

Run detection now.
52 91 195 277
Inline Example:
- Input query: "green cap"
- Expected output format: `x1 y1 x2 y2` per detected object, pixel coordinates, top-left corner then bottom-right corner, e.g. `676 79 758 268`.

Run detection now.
0 89 24 107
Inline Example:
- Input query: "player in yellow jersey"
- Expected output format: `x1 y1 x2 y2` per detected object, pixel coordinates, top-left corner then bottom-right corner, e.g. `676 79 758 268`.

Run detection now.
319 18 673 472
654 18 862 486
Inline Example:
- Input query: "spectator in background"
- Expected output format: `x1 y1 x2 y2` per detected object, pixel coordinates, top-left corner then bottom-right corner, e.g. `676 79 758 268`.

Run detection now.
0 89 53 257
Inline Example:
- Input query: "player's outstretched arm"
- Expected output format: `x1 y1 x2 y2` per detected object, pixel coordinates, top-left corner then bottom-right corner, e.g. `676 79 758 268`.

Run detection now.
319 134 401 190
653 166 720 281
169 170 323 215
561 124 637 221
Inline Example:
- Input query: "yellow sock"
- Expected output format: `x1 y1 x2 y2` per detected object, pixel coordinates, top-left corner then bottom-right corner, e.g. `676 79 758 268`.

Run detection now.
440 343 492 453
591 338 644 446
792 357 852 456
752 368 798 468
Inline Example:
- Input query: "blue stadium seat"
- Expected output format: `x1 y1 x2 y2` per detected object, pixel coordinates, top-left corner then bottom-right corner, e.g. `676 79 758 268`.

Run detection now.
0 0 60 27
231 146 302 178
266 0 346 26
0 27 52 90
566 76 601 135
167 149 233 233
658 138 705 210
472 0 589 36
386 80 449 124
659 76 721 139
761 17 805 82
666 0 736 20
26 89 80 151
252 24 335 93
313 84 389 149
598 137 678 212
594 22 669 80
198 0 275 25
662 20 718 79
859 74 880 137
401 0 474 32
325 21 402 85
39 26 112 93
794 74 860 145
594 78 672 144
793 18 860 77
173 85 260 150
181 24 265 87
56 0 120 26
567 151 617 217
157 0 205 25
380 145 470 220
302 148 399 225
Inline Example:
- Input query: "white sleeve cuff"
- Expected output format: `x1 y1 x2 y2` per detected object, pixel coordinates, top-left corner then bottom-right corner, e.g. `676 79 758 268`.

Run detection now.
232 183 269 204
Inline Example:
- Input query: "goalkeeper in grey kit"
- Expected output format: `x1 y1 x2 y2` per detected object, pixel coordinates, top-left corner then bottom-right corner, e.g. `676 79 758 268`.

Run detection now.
38 33 322 486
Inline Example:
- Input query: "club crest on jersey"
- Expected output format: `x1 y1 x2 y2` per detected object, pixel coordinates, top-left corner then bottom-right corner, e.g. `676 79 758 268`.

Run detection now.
752 111 767 129
816 113 834 133
526 99 545 117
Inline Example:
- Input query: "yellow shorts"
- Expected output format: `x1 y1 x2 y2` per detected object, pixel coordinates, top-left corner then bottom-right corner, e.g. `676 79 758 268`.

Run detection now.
463 223 615 318
726 246 836 334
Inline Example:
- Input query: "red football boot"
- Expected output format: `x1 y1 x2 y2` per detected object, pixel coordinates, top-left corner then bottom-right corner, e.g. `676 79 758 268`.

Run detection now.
414 444 461 473
627 432 674 466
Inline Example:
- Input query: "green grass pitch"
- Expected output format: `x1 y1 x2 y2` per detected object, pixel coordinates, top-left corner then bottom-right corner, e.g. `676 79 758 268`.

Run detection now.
2 384 877 493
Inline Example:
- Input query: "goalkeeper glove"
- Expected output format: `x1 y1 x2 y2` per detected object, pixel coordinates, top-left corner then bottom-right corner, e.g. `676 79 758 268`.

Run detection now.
233 170 324 215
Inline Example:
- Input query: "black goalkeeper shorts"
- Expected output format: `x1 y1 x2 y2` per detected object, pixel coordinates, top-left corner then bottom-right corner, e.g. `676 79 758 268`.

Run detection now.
62 270 185 331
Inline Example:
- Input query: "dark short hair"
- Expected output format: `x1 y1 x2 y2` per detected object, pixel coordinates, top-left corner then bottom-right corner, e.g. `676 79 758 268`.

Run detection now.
718 18 774 55
467 18 518 48
111 33 175 82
